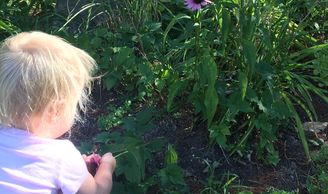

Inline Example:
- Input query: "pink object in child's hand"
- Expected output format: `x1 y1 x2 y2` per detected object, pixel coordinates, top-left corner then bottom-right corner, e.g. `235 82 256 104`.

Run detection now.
82 153 101 176
89 153 101 166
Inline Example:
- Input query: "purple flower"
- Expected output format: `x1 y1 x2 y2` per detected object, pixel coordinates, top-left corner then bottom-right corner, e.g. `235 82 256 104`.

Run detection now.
185 0 211 11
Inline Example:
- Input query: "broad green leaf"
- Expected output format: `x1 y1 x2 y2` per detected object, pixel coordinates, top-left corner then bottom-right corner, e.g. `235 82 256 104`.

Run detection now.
260 26 273 51
228 91 253 113
271 101 291 119
136 107 155 124
242 39 257 75
238 71 248 100
122 117 136 131
204 87 219 126
159 164 185 186
255 61 275 78
209 123 230 148
78 142 93 154
203 51 218 87
240 5 256 41
138 62 154 82
94 132 111 143
199 50 219 125
114 47 133 66
90 37 102 47
116 153 142 183
129 148 145 181
103 76 118 90
167 80 185 112
103 144 126 154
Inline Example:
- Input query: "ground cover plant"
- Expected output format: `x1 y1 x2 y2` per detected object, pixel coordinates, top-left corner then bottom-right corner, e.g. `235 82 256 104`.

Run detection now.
1 0 327 193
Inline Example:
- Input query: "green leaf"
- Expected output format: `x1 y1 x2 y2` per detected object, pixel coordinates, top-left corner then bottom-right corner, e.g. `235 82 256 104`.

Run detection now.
290 43 328 62
159 164 185 186
78 142 93 154
91 37 102 47
200 50 219 125
202 51 218 87
94 132 111 143
113 47 133 66
136 107 155 124
221 8 231 51
204 87 219 126
238 71 248 100
266 145 280 166
116 152 142 183
129 148 145 181
163 14 191 46
165 144 178 165
167 80 185 112
103 76 118 90
122 117 136 131
242 39 257 74
255 61 275 78
271 101 291 119
147 22 161 32
146 138 166 152
104 143 126 154
282 93 310 161
138 62 154 82
228 91 253 113
209 123 231 148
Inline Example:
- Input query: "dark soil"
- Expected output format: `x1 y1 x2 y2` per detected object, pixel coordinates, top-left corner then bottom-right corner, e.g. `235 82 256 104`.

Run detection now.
71 85 328 194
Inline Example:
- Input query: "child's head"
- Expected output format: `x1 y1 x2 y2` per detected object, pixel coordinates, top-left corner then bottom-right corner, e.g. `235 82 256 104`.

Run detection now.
0 31 96 130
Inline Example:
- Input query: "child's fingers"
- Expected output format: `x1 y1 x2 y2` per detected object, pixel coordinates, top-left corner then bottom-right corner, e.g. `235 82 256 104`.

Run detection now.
82 154 87 160
101 153 116 169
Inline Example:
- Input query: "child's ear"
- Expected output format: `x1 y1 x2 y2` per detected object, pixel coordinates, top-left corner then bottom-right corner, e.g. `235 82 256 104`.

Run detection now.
45 100 65 123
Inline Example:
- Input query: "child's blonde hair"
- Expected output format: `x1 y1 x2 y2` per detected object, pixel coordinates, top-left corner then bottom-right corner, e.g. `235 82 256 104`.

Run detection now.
0 31 96 126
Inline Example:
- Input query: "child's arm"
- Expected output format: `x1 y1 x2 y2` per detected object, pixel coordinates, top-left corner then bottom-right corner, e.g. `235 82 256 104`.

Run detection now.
77 153 116 194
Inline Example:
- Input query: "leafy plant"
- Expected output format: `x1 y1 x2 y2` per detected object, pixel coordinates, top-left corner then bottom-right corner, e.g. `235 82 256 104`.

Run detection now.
0 0 60 39
306 145 328 193
84 106 187 193
157 144 188 193
97 100 132 129
156 0 328 164
200 160 249 194
74 0 328 166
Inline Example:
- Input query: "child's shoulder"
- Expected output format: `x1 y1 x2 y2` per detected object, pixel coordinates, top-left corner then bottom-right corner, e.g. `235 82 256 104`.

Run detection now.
0 127 79 156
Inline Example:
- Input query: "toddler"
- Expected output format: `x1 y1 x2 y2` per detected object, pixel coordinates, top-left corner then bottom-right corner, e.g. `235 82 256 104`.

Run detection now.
0 31 116 194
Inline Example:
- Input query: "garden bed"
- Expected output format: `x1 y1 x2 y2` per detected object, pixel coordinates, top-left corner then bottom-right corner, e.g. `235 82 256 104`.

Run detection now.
71 86 328 194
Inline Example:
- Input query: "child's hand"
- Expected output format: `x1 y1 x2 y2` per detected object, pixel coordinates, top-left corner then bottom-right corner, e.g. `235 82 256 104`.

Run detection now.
78 153 116 194
82 153 101 176
99 153 116 174
82 153 116 176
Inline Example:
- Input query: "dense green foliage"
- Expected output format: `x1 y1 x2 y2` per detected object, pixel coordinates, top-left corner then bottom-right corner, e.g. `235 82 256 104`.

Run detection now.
306 145 328 193
1 0 327 193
